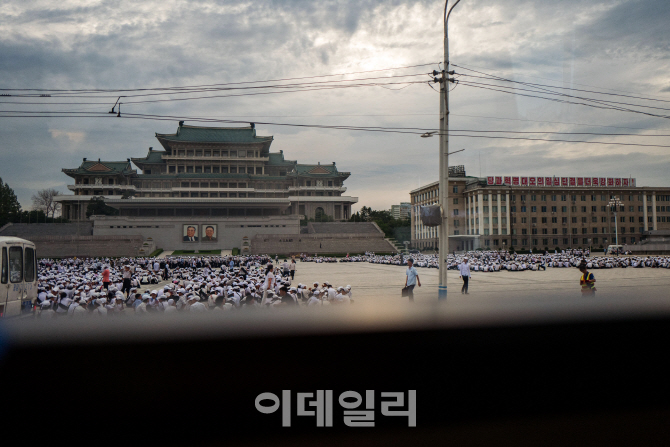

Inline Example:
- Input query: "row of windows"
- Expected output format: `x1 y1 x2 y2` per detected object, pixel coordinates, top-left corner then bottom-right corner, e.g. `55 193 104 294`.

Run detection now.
166 165 266 175
470 204 670 214
469 194 670 203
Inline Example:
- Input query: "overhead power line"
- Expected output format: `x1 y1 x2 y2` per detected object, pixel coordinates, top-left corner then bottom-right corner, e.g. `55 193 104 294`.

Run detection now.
0 62 438 94
2 110 670 148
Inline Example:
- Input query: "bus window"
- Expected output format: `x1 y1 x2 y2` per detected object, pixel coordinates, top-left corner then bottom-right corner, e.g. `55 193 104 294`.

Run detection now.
25 247 35 283
9 246 23 283
1 247 6 284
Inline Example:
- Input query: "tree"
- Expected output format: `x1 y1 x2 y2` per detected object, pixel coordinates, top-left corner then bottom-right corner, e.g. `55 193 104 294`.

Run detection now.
86 196 119 218
0 177 21 226
32 188 62 218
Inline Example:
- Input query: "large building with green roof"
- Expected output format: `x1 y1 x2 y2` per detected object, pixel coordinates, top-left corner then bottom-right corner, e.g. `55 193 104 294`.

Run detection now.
56 122 358 251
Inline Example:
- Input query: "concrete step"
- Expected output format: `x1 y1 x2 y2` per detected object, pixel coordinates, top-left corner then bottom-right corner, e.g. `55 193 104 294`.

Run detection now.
220 250 233 256
157 250 173 258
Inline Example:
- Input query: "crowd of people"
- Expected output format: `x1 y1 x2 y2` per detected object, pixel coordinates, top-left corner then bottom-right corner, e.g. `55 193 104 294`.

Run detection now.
359 250 670 272
33 255 352 318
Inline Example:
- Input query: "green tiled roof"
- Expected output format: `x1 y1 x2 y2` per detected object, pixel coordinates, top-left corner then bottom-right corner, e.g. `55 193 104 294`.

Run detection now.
62 160 135 177
156 124 273 144
268 152 297 167
295 163 338 174
131 150 165 165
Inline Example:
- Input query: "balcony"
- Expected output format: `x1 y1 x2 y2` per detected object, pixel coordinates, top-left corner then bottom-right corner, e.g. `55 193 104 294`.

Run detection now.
68 184 136 191
161 155 269 162
288 186 347 192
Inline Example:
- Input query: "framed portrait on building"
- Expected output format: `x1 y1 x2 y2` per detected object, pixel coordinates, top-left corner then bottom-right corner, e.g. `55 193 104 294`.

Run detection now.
183 224 199 242
201 224 218 242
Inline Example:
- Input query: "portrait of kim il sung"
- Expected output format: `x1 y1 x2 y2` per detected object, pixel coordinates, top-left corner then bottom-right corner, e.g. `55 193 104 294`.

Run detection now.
201 224 218 242
183 224 199 242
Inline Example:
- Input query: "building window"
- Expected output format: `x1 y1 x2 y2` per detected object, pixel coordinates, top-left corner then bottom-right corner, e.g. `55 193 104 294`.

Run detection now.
521 206 527 212
511 206 516 212
453 186 458 193
552 217 557 223
531 195 536 201
453 198 458 204
541 217 547 223
454 209 459 216
541 206 547 212
562 217 568 224
553 238 558 245
551 195 557 201
541 195 547 201
552 228 558 234
531 206 536 212
561 195 567 201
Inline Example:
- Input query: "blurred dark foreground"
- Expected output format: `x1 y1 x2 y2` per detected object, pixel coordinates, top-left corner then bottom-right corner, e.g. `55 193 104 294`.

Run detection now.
1 296 670 447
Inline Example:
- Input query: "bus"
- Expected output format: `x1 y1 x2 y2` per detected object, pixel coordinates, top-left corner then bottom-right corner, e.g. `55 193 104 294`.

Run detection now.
1 237 38 317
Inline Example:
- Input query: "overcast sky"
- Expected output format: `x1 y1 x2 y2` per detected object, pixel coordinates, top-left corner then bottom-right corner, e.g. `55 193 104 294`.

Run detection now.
1 0 669 211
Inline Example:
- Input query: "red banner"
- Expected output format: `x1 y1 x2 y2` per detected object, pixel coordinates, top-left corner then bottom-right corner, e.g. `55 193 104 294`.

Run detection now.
537 177 544 186
615 178 622 186
504 176 511 185
607 178 614 186
577 177 584 186
585 177 592 187
512 177 520 186
521 177 528 186
599 178 606 186
487 176 494 185
529 177 537 186
553 177 560 186
561 177 568 186
569 177 576 186
622 178 629 187
495 176 502 185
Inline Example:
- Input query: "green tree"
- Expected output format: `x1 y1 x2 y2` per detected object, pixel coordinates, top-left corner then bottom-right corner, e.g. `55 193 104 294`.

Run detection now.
0 177 21 226
86 196 119 218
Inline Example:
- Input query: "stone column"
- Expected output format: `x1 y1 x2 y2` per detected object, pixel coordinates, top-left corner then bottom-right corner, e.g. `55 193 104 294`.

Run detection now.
652 193 657 230
466 195 471 235
486 193 492 236
497 193 502 236
506 192 511 236
643 194 648 231
477 192 484 236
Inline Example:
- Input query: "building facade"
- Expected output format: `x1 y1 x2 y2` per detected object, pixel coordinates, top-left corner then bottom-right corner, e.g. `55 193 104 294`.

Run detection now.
390 202 411 220
55 122 358 251
410 168 670 252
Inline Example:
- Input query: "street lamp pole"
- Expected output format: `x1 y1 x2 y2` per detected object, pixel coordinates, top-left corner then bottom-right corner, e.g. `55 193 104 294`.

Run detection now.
438 0 460 301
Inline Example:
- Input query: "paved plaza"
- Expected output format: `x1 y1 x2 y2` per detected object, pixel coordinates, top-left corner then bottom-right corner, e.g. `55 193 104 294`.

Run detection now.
286 260 670 305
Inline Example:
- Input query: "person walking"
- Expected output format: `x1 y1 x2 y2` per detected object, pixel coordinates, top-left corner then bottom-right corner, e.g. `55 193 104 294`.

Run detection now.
121 265 132 297
101 265 111 290
289 259 296 280
261 264 275 306
459 257 471 294
579 261 596 296
404 258 421 302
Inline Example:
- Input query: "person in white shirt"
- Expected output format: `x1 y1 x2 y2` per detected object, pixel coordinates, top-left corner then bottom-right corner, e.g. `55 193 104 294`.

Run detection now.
458 257 471 294
261 264 275 306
